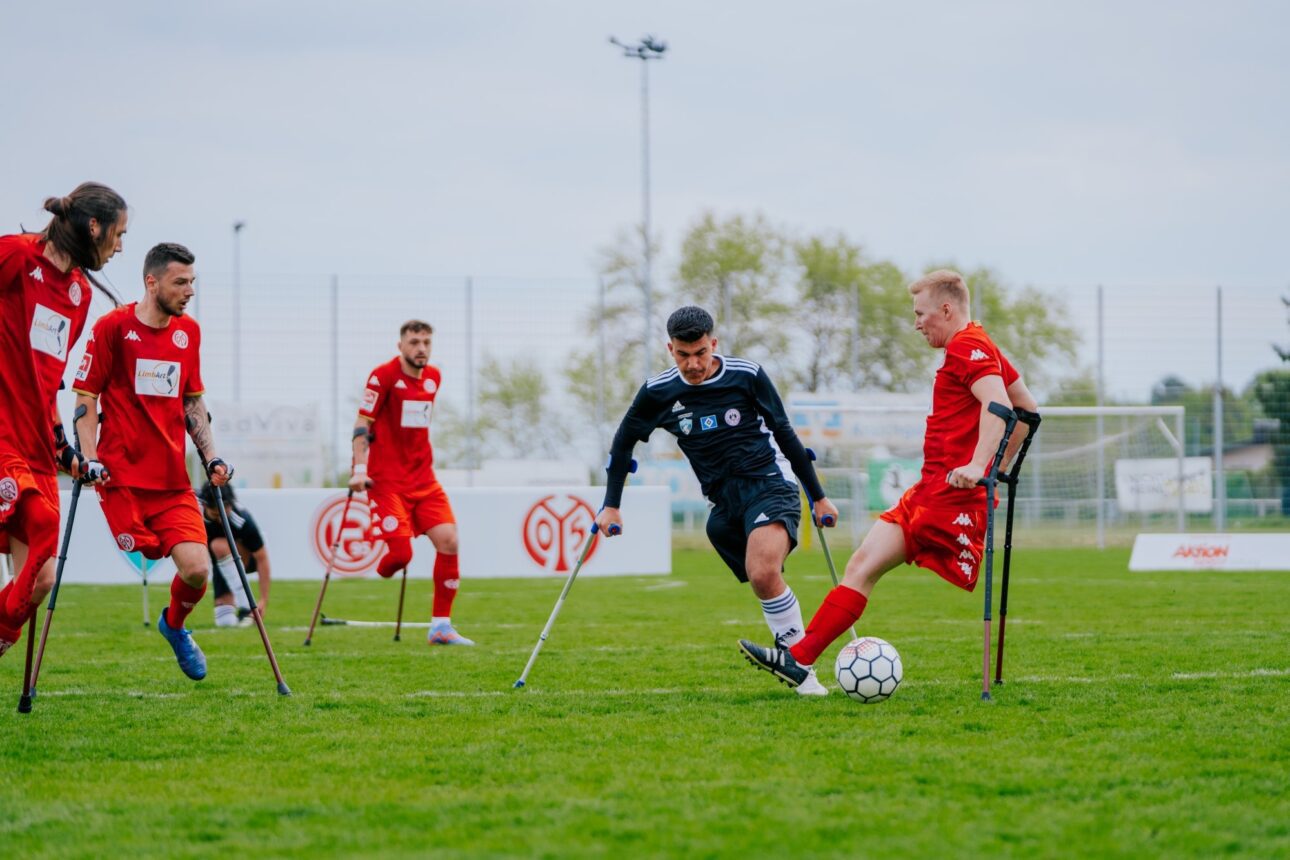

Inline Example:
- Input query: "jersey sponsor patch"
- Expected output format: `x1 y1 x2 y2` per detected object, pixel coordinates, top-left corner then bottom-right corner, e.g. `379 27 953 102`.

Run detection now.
699 415 718 432
172 329 189 349
75 353 92 382
401 399 433 428
678 417 693 435
969 349 989 361
29 304 71 360
134 359 181 398
724 408 741 426
361 388 379 413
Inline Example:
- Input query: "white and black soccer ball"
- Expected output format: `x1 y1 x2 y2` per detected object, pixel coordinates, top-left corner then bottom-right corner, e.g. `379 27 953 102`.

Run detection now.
834 637 903 703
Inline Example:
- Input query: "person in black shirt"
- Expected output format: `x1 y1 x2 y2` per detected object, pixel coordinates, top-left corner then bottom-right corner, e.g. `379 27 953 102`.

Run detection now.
199 482 271 627
595 306 839 695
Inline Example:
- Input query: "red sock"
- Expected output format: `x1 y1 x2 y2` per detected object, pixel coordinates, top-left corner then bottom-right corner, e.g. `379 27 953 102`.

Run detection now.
432 553 459 618
790 585 868 666
167 576 207 629
377 537 412 579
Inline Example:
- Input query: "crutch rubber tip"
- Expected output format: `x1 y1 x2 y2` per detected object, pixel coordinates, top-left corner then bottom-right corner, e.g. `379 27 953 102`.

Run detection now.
513 679 525 689
393 634 401 642
17 695 32 713
303 639 312 646
277 682 292 696
981 691 992 701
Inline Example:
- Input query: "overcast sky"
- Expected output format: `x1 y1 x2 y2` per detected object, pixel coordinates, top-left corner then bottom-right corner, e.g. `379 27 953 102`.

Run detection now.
3 1 1287 405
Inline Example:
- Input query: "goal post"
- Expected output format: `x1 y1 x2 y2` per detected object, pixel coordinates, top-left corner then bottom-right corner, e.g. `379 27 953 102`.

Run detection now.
790 403 1188 548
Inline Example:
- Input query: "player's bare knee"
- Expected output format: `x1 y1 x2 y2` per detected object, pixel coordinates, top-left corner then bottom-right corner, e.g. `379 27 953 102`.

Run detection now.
747 567 786 601
428 525 458 556
31 560 57 602
209 536 231 557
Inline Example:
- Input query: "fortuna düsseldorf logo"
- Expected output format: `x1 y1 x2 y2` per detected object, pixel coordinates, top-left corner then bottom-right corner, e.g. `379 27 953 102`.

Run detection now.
522 494 599 573
310 493 383 575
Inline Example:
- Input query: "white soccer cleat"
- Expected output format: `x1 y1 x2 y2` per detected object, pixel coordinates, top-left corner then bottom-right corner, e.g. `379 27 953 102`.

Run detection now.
796 666 830 697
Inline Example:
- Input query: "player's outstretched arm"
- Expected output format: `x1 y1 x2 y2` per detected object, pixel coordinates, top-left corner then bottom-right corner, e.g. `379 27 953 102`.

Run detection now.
349 416 375 492
947 375 1012 488
185 395 233 486
601 384 657 510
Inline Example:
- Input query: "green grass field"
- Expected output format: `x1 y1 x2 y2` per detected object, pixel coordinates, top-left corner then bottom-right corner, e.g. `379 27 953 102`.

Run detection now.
2 547 1287 859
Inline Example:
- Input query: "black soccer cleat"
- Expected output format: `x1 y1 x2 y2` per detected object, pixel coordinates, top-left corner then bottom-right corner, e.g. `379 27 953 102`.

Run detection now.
739 639 810 688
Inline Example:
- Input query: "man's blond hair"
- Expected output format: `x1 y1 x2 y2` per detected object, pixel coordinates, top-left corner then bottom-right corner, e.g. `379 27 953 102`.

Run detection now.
909 269 970 313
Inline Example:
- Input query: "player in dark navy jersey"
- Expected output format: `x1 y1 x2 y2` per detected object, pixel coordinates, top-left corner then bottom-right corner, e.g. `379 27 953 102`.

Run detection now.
595 306 839 695
200 482 271 627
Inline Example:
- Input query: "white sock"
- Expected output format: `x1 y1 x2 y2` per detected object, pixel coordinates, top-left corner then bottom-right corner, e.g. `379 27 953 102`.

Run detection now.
760 586 805 647
431 616 451 627
214 604 239 627
215 555 250 611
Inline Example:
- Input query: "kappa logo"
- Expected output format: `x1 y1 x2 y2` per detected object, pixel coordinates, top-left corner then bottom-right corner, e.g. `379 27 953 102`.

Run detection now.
29 266 44 283
368 375 380 386
699 415 718 432
394 379 407 389
69 282 82 307
953 513 973 526
125 330 142 342
116 533 136 552
724 408 741 427
672 400 685 413
959 561 974 579
753 512 770 524
969 349 989 361
956 533 972 547
959 549 974 560
0 477 18 503
172 330 189 349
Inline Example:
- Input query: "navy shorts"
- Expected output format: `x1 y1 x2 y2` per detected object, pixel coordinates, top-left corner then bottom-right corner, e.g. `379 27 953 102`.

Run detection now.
705 476 801 582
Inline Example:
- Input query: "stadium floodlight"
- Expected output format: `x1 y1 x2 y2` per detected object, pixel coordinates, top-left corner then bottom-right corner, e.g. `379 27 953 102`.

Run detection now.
608 34 666 381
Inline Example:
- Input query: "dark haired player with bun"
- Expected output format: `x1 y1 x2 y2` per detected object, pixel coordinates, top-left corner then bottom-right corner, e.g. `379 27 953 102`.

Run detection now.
0 183 128 658
595 306 839 695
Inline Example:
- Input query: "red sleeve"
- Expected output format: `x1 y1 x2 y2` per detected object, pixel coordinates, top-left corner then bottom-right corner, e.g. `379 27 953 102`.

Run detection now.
944 332 1005 388
184 323 204 396
72 314 113 396
0 237 26 296
358 366 387 418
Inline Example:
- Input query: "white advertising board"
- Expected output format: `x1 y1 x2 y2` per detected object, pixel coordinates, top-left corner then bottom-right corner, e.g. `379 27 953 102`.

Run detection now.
54 486 671 584
209 400 325 488
1129 533 1290 571
1115 457 1212 513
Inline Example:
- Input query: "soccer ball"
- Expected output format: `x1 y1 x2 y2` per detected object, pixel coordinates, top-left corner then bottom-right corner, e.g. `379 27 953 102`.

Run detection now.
834 637 903 703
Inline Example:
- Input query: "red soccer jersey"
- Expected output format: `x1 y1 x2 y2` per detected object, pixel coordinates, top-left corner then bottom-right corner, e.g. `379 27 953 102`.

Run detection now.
72 304 204 490
918 323 1020 503
359 357 441 493
0 234 94 474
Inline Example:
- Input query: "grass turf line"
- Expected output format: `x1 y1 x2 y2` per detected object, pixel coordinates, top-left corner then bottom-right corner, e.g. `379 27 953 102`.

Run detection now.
2 547 1287 858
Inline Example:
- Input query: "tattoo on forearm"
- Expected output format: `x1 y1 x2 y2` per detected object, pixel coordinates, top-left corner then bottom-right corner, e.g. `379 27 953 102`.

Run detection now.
184 397 216 462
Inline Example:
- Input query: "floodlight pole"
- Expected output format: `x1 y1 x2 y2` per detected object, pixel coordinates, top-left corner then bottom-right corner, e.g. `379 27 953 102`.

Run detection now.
610 35 666 381
232 220 246 403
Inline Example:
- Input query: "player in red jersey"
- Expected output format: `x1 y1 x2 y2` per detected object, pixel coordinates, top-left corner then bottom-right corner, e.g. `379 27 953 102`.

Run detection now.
0 183 128 657
740 269 1040 690
73 243 233 680
350 320 473 645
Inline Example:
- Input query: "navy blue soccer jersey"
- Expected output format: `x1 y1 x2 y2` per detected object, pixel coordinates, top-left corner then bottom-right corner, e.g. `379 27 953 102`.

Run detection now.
603 355 825 507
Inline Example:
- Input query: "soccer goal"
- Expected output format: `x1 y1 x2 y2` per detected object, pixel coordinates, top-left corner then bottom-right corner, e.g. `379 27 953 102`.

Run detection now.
794 403 1188 549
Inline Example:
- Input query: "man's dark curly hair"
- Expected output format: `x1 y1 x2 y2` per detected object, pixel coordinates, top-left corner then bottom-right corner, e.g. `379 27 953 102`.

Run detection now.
666 305 714 342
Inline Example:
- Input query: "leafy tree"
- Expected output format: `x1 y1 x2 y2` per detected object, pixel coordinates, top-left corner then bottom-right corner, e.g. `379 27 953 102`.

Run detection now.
1150 376 1259 455
674 211 792 363
1250 369 1290 513
474 354 568 459
565 227 668 456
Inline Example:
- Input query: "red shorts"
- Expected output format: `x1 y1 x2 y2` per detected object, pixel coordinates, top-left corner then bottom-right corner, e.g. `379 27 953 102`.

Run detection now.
96 486 207 560
0 449 60 553
369 482 455 540
880 485 987 591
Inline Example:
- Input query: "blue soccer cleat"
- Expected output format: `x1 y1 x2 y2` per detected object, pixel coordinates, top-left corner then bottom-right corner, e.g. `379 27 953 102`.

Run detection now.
427 621 475 646
158 609 208 680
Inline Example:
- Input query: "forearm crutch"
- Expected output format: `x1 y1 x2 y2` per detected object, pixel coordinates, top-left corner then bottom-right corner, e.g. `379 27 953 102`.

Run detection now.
304 489 354 646
805 449 856 642
393 567 408 642
978 402 1018 702
213 484 291 696
994 407 1042 684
